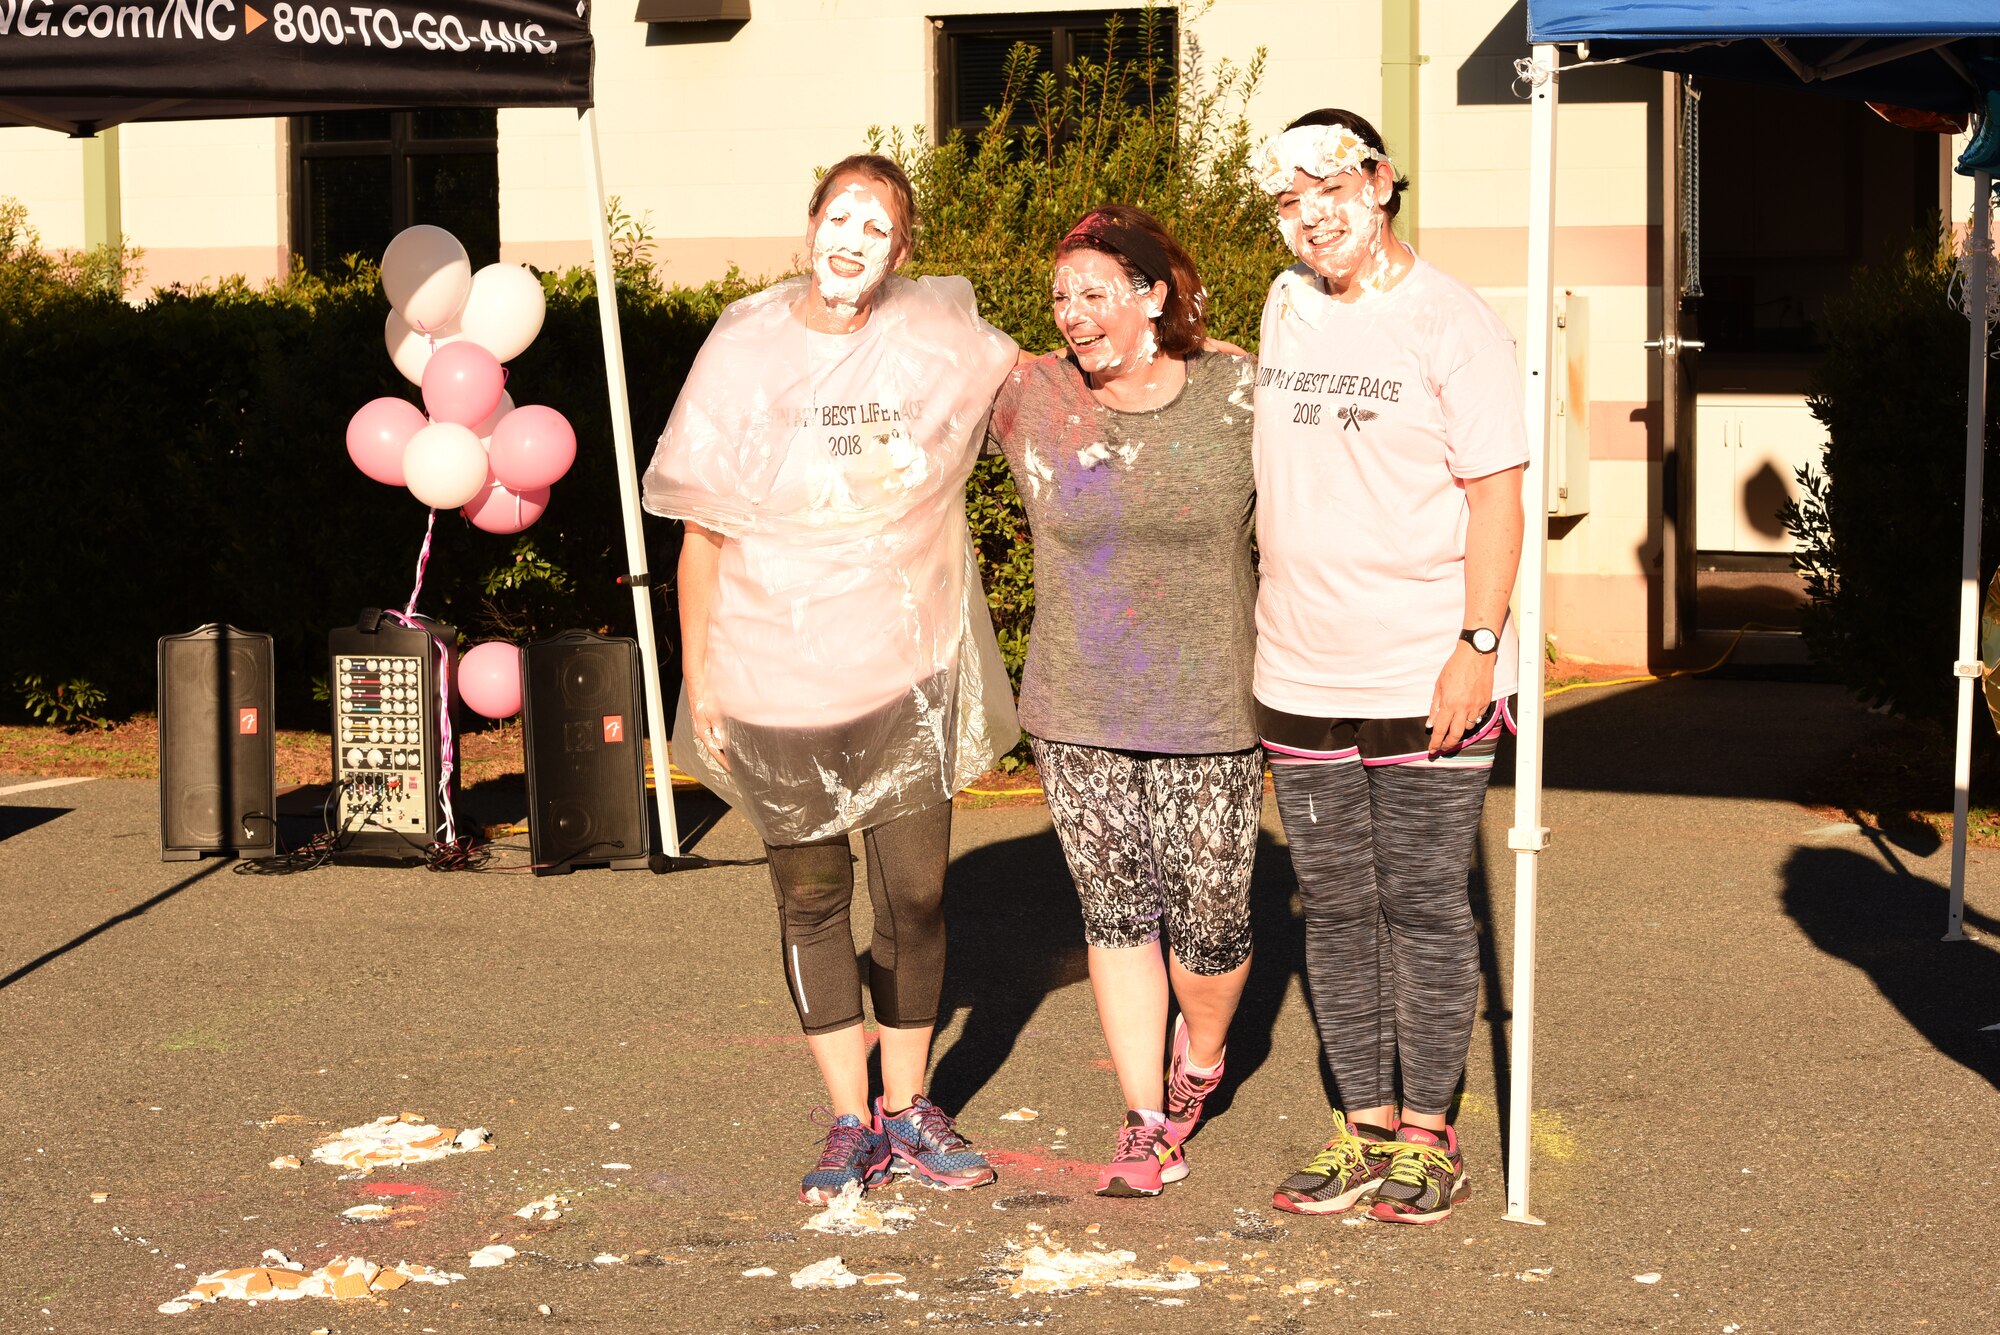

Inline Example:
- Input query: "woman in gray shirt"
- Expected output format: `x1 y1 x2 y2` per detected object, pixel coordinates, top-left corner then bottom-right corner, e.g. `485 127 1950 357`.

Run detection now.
986 205 1260 1198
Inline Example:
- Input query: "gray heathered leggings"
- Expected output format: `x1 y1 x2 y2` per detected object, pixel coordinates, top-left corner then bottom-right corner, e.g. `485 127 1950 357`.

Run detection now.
1270 759 1490 1116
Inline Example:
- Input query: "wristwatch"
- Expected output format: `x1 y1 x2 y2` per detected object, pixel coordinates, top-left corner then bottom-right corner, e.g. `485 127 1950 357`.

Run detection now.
1460 626 1499 655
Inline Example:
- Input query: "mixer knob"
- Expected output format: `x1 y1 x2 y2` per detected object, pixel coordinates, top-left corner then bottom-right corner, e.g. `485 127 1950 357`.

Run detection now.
346 747 364 768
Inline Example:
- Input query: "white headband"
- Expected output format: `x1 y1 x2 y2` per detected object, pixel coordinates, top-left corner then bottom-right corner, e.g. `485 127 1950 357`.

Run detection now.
1255 123 1393 196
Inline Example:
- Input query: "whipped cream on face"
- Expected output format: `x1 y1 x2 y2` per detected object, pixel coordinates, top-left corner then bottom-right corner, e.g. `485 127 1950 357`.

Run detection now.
1052 262 1156 374
812 184 896 312
1260 123 1405 298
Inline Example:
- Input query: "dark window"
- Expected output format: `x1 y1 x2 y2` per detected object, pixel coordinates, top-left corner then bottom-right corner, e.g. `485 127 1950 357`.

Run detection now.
936 10 1178 139
291 111 499 275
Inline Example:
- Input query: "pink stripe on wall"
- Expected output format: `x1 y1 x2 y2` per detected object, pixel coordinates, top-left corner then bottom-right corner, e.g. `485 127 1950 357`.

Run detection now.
1418 225 1659 288
132 245 287 297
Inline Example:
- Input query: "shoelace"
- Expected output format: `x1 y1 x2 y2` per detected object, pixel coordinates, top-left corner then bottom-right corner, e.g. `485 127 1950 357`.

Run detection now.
814 1120 872 1168
906 1101 970 1151
1167 1062 1222 1112
1380 1140 1455 1190
1113 1120 1172 1162
1304 1132 1370 1180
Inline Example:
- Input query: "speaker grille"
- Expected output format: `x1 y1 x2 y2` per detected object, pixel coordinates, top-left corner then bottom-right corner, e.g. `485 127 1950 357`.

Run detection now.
158 626 276 858
523 632 649 873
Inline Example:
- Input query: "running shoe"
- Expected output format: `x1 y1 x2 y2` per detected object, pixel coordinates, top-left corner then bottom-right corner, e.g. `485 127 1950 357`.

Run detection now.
1097 1110 1189 1198
875 1095 996 1191
799 1111 891 1204
1164 1014 1225 1143
1271 1112 1395 1215
1368 1124 1470 1225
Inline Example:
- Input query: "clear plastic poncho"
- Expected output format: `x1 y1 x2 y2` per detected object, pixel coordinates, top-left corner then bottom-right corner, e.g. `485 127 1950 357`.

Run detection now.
642 274 1021 845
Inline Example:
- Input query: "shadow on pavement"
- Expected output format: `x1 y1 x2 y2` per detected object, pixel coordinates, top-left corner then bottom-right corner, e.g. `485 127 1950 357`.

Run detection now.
0 805 70 843
925 817 1522 1155
928 823 1087 1113
1504 676 1903 803
0 857 231 992
1782 844 2000 1091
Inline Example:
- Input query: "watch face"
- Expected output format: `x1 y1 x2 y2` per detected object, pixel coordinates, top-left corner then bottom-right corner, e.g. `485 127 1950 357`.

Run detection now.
1469 628 1499 653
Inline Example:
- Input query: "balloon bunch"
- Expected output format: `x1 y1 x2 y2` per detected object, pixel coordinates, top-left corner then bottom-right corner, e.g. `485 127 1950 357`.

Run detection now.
344 225 577 535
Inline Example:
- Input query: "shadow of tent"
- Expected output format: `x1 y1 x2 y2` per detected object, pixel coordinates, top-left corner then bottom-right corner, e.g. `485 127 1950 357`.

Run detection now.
1503 675 1902 802
0 805 70 843
1455 0 1658 106
1782 844 2000 1091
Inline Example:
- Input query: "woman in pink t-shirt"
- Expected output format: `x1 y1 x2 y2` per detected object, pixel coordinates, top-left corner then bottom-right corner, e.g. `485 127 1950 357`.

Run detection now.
1249 111 1528 1226
642 155 1020 1205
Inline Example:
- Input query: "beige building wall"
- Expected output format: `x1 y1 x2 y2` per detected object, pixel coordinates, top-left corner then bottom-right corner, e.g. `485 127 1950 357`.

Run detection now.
0 0 1667 663
0 128 88 248
1420 0 1661 665
0 119 289 293
119 118 289 292
501 0 1380 283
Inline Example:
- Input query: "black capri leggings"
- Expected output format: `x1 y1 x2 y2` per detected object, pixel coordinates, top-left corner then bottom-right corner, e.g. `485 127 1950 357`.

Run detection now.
763 800 954 1036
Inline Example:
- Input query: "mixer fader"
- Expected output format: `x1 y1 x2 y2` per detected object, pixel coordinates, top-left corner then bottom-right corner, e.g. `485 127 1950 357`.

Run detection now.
334 653 432 832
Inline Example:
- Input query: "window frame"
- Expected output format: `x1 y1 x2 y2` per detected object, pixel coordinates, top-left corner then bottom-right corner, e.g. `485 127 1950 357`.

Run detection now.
932 8 1178 142
288 111 500 274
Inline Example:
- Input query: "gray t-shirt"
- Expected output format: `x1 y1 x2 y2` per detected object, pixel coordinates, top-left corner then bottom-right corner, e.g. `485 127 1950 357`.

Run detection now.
987 350 1258 753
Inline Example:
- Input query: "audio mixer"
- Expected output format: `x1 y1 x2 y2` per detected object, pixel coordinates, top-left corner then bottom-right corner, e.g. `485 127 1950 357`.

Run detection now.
328 611 459 863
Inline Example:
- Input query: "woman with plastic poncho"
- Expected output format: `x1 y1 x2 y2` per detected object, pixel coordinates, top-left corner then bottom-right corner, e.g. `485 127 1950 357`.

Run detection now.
984 206 1260 1200
641 155 1021 1204
1251 111 1527 1227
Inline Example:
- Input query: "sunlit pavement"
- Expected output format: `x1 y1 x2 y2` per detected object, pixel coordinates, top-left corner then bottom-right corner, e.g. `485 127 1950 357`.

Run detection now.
3 676 1995 1332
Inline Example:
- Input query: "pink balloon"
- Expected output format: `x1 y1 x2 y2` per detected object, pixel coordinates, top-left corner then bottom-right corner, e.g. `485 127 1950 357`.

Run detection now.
458 641 523 720
488 405 577 491
462 475 550 534
421 341 505 428
345 397 428 485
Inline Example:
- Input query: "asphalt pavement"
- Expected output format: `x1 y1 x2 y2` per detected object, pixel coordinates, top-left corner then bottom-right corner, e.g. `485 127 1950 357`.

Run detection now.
2 677 1996 1333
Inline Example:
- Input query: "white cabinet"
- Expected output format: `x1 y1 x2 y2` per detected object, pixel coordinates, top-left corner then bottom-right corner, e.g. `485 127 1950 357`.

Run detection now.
1694 394 1827 553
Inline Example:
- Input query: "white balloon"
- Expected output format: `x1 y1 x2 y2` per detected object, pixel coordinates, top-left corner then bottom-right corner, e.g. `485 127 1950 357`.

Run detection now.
473 390 516 442
381 225 471 332
385 308 462 386
457 264 547 362
402 422 490 510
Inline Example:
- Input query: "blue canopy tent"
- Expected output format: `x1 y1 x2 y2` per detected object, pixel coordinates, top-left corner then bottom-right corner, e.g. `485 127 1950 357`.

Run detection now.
1505 1 1999 1225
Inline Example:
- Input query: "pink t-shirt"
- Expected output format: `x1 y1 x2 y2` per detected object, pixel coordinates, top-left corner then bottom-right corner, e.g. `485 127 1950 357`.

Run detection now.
1252 257 1529 718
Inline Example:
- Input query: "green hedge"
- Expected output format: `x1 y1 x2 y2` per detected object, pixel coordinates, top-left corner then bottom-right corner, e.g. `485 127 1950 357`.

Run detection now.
0 265 750 724
2 7 1287 726
1784 223 2000 735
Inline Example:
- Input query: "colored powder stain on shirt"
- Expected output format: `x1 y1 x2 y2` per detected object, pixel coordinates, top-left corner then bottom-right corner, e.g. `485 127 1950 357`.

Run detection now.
986 350 1258 753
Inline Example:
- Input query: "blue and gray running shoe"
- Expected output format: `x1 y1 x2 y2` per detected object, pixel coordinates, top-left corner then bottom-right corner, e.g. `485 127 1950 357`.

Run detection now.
874 1095 996 1190
799 1111 891 1204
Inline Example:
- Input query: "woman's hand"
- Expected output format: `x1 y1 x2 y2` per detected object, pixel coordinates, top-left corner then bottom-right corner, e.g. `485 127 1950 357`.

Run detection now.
1202 335 1251 358
1427 642 1496 755
677 522 730 771
689 690 732 771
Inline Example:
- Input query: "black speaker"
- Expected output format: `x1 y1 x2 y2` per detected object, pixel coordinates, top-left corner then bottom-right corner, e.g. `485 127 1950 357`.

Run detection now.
158 625 277 861
522 631 651 875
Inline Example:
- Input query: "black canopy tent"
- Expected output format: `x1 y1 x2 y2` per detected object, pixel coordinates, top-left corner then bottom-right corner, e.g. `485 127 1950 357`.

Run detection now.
0 0 687 856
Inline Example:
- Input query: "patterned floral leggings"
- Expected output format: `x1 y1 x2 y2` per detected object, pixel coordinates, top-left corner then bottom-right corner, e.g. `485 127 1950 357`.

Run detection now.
1029 737 1265 976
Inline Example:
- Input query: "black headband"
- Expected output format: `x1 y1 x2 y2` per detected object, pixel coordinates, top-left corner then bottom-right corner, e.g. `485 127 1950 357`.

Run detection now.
1059 213 1174 288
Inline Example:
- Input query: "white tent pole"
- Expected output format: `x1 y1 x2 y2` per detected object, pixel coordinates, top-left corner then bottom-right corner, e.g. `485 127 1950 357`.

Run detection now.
1947 167 1992 943
1504 40 1559 1229
578 105 682 860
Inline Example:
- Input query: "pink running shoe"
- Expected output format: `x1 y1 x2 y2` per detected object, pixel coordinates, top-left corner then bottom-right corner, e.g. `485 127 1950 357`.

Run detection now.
1096 1111 1188 1198
1164 1014 1225 1143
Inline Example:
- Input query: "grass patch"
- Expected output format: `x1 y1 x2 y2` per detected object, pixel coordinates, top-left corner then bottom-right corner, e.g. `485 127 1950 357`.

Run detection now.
0 715 528 786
